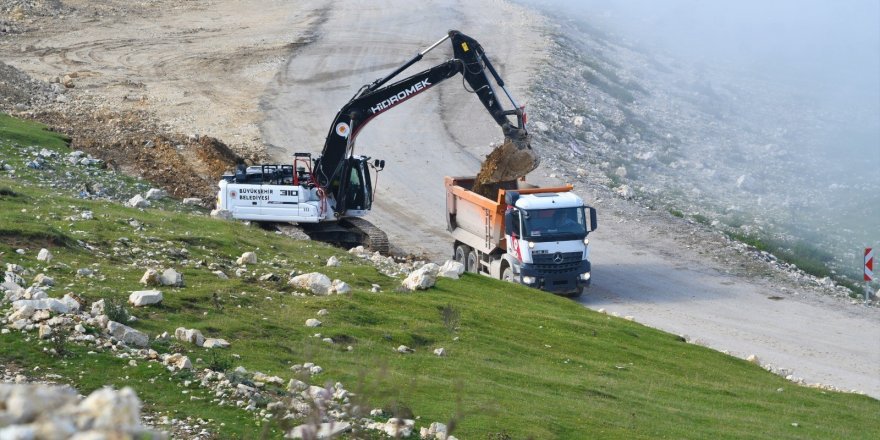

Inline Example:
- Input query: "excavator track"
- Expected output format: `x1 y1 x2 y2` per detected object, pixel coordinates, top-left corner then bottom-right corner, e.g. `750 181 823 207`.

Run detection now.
264 219 390 256
339 217 390 255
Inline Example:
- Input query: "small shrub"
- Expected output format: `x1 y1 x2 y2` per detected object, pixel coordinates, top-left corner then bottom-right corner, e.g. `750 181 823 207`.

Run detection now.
208 350 232 372
440 303 460 334
49 328 71 357
104 298 130 323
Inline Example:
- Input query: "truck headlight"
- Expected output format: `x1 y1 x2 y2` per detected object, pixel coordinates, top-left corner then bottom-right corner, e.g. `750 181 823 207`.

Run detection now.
583 237 590 246
528 241 535 249
522 276 536 284
580 272 591 281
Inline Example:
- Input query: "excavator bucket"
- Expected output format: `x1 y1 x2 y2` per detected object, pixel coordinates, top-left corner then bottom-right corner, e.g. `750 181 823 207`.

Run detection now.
472 131 540 199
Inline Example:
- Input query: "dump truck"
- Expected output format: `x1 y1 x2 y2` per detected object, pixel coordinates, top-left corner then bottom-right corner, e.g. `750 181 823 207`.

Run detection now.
445 176 597 297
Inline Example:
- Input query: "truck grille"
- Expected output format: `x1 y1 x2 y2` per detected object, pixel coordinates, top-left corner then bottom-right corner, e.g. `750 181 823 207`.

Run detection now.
530 252 583 274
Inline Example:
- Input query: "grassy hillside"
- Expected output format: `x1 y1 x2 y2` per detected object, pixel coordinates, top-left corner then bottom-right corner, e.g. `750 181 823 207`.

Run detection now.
1 114 878 439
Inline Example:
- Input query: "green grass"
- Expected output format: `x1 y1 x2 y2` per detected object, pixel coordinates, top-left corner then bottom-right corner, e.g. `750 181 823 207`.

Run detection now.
1 115 879 439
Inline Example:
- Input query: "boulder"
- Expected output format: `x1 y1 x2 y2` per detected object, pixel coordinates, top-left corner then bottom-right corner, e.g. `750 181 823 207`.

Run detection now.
438 260 465 279
144 188 166 200
126 195 150 208
4 271 25 287
289 272 332 295
128 290 163 307
397 345 413 354
9 304 35 321
90 299 105 317
330 279 351 294
36 248 52 263
212 270 229 280
381 418 415 438
174 327 205 347
433 347 446 357
210 209 232 220
159 268 184 287
12 298 69 314
61 294 80 312
182 198 202 206
106 321 149 347
305 319 322 328
202 338 230 349
288 422 352 439
164 353 193 370
139 269 160 286
326 256 340 267
401 264 438 290
38 324 53 339
236 251 257 265
32 274 54 287
77 386 143 430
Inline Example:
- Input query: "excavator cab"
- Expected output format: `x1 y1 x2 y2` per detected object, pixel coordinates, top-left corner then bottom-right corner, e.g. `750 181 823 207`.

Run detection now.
338 156 374 216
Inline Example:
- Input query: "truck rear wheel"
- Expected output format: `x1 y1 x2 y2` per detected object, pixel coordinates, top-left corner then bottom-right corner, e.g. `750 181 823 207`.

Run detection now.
454 244 469 266
466 250 479 273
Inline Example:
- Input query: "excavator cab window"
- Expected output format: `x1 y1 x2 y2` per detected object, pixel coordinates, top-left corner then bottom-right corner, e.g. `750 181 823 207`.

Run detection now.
345 158 373 211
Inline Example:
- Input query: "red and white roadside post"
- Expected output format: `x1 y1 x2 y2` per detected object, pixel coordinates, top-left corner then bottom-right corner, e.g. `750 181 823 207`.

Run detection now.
865 247 874 302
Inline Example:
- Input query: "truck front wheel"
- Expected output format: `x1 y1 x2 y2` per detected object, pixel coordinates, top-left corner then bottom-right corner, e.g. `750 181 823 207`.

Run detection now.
502 267 514 283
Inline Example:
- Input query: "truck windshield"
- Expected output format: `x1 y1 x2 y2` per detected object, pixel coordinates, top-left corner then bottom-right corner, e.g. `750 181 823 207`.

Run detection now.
522 207 586 240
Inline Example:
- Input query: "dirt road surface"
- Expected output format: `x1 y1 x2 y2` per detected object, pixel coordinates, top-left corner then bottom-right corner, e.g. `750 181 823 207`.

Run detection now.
1 0 876 398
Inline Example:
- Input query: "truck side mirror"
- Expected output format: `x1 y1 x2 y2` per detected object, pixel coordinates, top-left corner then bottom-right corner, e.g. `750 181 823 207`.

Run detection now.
587 206 598 232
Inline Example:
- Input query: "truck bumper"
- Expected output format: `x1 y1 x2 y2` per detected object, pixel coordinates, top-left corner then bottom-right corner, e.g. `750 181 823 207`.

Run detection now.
520 260 591 295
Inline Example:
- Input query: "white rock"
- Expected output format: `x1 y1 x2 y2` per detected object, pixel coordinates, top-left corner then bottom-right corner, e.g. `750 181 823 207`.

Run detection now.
139 269 160 286
128 290 163 307
397 345 413 354
106 321 149 347
316 309 329 316
203 338 230 349
330 279 351 294
10 304 35 321
36 248 52 263
80 210 94 220
305 319 322 328
12 298 69 314
382 418 415 438
615 185 634 199
174 327 205 347
402 264 438 290
289 272 332 295
38 324 53 339
212 270 229 280
4 271 25 287
438 260 465 279
433 347 446 357
144 188 166 200
61 294 80 312
747 354 760 364
614 166 627 178
182 198 202 206
33 273 54 286
210 209 232 220
288 421 351 439
236 251 257 265
159 268 184 287
326 256 340 267
126 195 150 208
90 299 105 317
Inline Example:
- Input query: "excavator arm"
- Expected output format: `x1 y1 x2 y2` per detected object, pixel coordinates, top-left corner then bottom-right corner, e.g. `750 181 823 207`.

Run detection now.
314 30 528 214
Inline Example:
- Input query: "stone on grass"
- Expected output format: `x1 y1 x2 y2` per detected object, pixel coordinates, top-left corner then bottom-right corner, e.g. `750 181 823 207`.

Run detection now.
326 256 340 267
212 270 229 280
33 274 54 286
210 209 232 220
316 309 329 316
397 345 413 354
433 347 446 357
438 260 465 279
747 354 760 364
288 421 351 439
289 272 332 295
38 324 53 339
12 298 69 314
401 263 439 290
106 321 149 347
144 188 166 200
128 290 163 307
175 327 205 347
36 248 52 263
126 195 150 208
305 318 322 328
203 338 230 349
182 198 202 206
159 268 184 287
330 279 351 294
236 252 257 265
139 269 160 286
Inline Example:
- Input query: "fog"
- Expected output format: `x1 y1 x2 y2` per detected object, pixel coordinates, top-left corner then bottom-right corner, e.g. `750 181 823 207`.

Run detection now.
522 0 879 279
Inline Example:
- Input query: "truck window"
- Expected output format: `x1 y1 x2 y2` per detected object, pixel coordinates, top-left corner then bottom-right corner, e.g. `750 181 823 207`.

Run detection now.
522 207 587 240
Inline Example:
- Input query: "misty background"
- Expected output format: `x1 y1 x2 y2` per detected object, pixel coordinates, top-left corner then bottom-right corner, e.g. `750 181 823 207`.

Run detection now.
521 0 880 282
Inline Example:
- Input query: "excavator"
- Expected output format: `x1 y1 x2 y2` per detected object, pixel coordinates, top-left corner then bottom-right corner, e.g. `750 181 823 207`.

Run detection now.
217 30 536 254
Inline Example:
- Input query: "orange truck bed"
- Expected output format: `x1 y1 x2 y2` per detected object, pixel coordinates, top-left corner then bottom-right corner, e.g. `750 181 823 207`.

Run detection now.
444 176 575 254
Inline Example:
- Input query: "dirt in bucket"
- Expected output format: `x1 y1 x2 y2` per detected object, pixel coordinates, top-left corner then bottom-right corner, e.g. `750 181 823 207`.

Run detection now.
471 133 539 199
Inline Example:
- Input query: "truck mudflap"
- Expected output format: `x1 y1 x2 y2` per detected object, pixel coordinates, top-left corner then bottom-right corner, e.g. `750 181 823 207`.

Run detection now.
520 260 590 294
